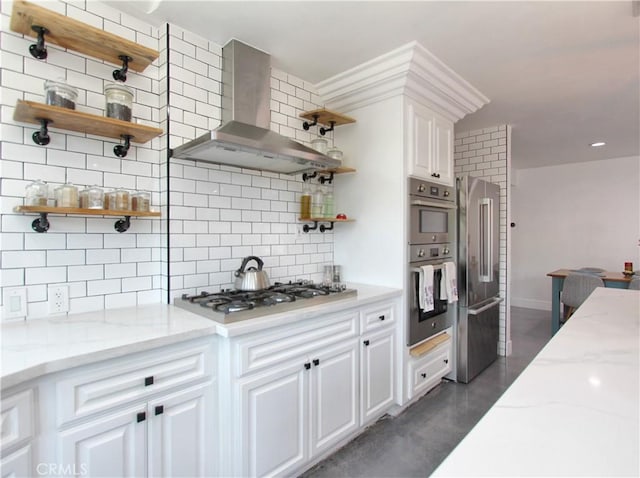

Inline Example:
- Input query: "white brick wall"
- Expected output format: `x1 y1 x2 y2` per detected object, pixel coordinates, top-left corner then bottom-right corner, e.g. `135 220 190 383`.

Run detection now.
167 26 333 299
0 0 163 319
454 125 510 355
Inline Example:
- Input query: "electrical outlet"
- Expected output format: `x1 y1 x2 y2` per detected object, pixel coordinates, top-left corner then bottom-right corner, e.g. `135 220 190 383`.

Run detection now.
48 286 69 314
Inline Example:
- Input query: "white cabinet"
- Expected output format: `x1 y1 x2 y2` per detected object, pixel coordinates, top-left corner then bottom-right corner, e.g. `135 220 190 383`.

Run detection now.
360 328 395 425
55 337 216 477
407 334 452 400
1 388 35 478
406 99 454 186
237 319 359 478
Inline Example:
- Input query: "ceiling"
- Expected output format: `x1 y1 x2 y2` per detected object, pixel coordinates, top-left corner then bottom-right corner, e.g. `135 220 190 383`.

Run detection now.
111 1 640 170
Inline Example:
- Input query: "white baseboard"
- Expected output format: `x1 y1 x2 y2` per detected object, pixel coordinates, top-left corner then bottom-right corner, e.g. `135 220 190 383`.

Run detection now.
511 297 551 311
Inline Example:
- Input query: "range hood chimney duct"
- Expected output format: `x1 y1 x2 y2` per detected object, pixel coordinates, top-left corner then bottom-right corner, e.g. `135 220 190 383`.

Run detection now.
170 39 341 175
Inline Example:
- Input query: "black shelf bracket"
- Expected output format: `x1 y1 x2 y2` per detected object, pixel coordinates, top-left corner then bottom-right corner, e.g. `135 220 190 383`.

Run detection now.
302 221 318 233
319 172 334 185
29 26 49 59
32 119 51 145
113 55 133 82
319 222 334 232
114 216 131 233
31 213 50 233
302 114 319 131
302 171 318 182
114 134 133 158
319 120 336 136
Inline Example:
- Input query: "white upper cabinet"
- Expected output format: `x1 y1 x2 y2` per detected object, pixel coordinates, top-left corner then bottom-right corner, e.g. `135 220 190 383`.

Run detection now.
406 99 454 186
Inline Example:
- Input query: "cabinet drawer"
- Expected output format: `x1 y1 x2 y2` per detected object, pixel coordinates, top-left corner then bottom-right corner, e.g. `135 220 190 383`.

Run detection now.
57 339 214 426
360 301 395 333
408 340 451 399
236 311 358 377
1 389 34 452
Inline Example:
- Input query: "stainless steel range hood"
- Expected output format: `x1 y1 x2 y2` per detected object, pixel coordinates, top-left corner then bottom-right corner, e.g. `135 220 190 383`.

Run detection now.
170 40 341 174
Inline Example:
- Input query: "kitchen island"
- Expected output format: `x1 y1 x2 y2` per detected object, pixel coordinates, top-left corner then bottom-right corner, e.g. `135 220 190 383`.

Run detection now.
433 287 640 477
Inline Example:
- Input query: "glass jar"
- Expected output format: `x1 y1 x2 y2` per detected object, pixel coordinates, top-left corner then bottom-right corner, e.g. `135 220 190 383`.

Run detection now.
322 186 334 218
104 190 117 210
79 187 89 208
115 189 130 210
311 138 328 154
104 83 133 121
311 186 324 218
327 147 343 161
44 79 78 110
300 182 311 219
132 192 150 212
54 183 79 207
85 186 104 209
25 180 48 206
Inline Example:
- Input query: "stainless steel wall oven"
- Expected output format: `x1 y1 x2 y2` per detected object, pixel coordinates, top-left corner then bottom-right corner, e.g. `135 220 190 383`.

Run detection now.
407 178 457 346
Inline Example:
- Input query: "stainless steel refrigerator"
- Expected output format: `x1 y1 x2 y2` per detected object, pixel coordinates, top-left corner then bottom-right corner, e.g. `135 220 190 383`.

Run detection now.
456 176 502 383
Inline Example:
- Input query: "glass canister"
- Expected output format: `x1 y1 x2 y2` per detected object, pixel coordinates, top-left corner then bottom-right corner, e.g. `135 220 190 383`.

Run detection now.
25 180 48 206
104 83 133 121
322 186 334 218
104 190 117 210
54 183 79 207
132 192 150 212
311 185 324 218
86 186 104 209
79 187 89 208
44 79 78 110
311 138 328 154
300 182 311 219
115 189 130 210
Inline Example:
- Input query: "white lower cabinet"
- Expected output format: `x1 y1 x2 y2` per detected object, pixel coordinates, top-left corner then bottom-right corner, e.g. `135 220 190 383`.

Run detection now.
1 388 35 478
360 328 396 425
1 444 32 478
239 339 359 478
408 337 452 400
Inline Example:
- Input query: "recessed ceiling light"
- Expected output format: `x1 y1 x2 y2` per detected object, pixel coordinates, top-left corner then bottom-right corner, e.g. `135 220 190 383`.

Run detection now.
590 141 606 147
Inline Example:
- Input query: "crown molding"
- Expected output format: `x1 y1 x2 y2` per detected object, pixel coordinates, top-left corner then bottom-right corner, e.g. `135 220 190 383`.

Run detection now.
316 41 489 122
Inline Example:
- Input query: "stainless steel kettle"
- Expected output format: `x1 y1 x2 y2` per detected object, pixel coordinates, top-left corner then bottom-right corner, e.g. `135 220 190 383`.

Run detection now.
234 256 270 291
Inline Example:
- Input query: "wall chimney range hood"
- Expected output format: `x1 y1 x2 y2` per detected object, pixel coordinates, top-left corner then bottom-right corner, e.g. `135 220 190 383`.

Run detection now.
170 40 341 175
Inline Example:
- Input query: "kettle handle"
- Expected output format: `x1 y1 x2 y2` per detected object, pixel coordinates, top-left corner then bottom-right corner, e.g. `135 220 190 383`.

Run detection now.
237 255 264 274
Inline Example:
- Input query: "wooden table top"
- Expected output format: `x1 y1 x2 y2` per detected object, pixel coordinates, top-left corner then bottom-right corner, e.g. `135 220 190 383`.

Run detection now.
547 269 633 283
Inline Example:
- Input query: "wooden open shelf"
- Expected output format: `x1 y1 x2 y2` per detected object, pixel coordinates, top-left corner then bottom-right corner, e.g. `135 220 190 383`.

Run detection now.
14 100 163 143
300 108 356 127
10 0 158 73
318 166 356 174
14 206 160 218
299 218 354 223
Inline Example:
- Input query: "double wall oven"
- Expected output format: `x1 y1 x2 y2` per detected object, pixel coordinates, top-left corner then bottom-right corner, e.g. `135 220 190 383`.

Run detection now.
407 178 457 347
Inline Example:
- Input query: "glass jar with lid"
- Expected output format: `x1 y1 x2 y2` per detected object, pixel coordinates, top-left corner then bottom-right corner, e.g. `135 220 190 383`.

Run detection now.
25 180 48 206
44 79 78 110
104 83 133 121
311 137 328 154
132 192 150 212
104 190 117 210
85 186 104 209
114 189 130 210
54 183 79 207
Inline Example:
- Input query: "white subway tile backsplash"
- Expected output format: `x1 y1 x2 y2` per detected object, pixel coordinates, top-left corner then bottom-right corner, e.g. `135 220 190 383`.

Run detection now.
47 250 85 266
86 249 120 264
26 266 66 285
87 279 121 296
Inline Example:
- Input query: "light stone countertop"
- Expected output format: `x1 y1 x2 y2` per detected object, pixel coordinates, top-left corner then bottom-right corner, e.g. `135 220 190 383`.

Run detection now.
1 283 401 390
433 287 640 477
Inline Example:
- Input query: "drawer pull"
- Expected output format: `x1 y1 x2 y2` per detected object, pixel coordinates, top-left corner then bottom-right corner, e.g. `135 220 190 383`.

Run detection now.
431 322 436 328
378 315 385 321
155 405 164 416
363 340 370 346
444 359 449 364
144 376 154 386
421 373 427 379
304 362 311 370
137 412 146 423
313 358 320 366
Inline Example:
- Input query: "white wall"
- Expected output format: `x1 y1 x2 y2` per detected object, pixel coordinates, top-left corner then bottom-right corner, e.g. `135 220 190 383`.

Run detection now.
511 155 640 310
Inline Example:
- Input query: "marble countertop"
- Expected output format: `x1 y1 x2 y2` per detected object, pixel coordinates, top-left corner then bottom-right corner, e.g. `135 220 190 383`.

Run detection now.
433 287 640 477
1 283 401 390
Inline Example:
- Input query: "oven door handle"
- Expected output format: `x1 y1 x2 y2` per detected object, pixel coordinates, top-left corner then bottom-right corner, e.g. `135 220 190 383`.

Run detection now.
410 199 457 209
468 297 503 316
411 265 443 273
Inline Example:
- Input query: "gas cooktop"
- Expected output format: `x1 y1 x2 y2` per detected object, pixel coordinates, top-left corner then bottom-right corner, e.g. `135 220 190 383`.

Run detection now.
174 280 357 324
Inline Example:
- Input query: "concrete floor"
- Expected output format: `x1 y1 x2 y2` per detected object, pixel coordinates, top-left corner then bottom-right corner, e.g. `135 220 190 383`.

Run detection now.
302 307 552 478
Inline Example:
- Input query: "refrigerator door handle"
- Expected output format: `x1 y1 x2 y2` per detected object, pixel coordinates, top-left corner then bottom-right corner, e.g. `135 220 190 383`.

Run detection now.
479 197 493 283
468 297 503 316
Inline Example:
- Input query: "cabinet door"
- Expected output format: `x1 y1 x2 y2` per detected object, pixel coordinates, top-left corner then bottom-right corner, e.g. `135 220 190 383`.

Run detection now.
309 340 359 456
361 329 396 425
1 444 32 478
240 362 308 477
148 382 213 478
407 101 434 179
58 404 146 477
409 342 452 399
433 115 454 186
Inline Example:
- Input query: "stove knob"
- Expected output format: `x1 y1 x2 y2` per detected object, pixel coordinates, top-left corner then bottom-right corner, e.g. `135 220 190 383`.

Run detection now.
418 184 426 193
443 248 449 255
444 190 450 197
417 249 425 257
432 235 436 241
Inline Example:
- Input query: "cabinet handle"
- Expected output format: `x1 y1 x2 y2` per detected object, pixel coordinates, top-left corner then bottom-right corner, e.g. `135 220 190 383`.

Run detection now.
144 376 154 386
137 412 146 423
363 340 370 346
444 359 449 364
431 173 441 178
421 373 427 379
313 358 320 366
378 315 385 321
155 405 164 416
304 362 311 370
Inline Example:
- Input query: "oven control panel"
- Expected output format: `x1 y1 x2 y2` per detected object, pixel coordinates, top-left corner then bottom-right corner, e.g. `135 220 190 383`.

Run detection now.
409 243 452 262
409 177 454 203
